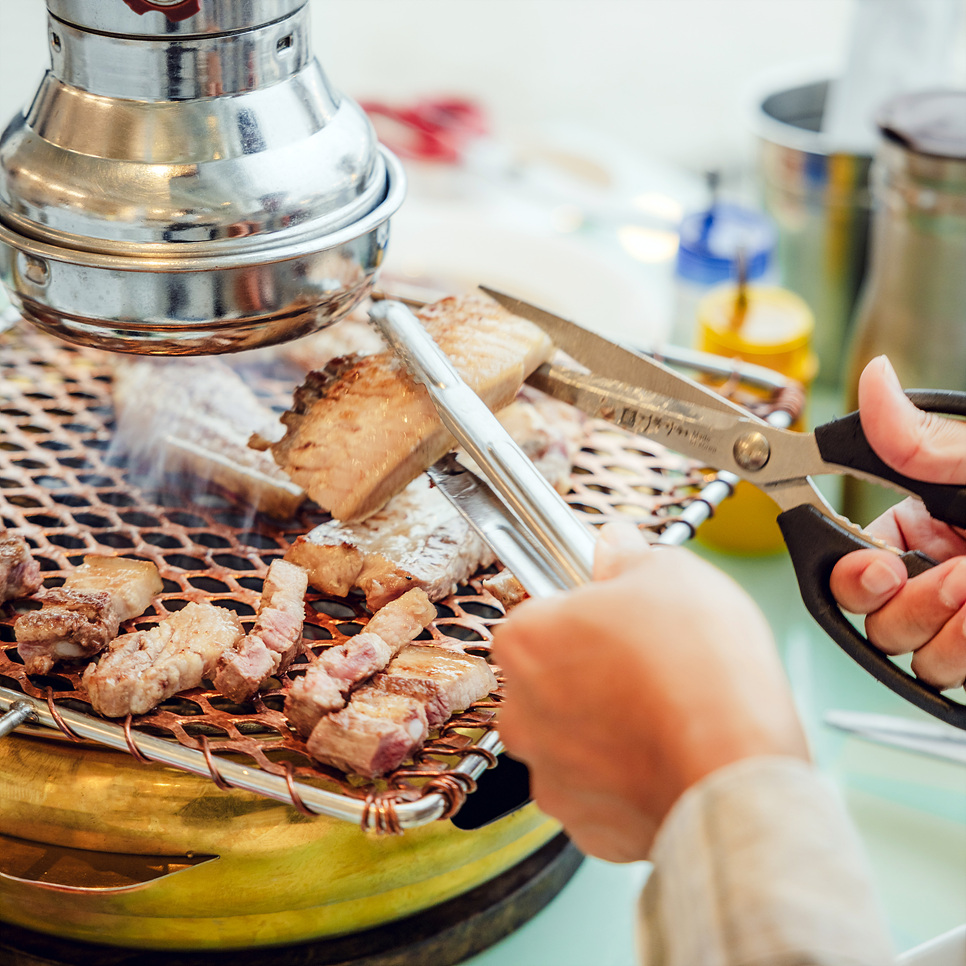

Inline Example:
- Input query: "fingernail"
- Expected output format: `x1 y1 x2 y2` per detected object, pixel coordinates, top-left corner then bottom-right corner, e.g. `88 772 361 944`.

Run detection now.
875 355 903 392
938 564 966 610
860 558 903 597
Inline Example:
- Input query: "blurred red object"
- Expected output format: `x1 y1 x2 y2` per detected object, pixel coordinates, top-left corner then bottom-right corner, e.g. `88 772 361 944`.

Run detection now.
122 0 201 21
360 97 489 163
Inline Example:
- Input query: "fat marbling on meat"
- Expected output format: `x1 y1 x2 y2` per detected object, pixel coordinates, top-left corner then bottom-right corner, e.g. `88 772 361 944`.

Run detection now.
284 386 587 610
0 529 42 604
284 588 436 738
15 555 163 675
83 601 244 717
213 558 308 703
268 293 555 522
305 644 498 778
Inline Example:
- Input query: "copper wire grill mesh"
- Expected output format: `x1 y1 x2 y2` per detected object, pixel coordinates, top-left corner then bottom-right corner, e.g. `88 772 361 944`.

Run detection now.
0 322 789 823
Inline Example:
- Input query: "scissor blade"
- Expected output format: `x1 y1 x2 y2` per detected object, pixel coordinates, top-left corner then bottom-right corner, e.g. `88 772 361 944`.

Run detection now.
480 286 753 420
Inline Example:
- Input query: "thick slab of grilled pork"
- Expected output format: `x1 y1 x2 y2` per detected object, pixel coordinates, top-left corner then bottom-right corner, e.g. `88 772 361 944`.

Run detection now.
305 689 429 779
370 645 498 728
287 475 492 611
113 357 304 520
268 294 554 521
305 644 498 777
0 529 42 604
284 588 435 738
213 559 308 703
83 601 244 717
15 556 162 675
285 386 586 610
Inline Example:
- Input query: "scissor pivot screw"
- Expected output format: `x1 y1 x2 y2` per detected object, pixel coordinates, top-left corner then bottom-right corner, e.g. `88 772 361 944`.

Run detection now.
733 432 770 471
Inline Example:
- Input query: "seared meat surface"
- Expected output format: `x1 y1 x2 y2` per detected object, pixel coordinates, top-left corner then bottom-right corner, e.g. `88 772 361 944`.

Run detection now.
284 588 436 738
268 294 554 521
0 529 42 604
286 475 491 610
15 556 162 675
213 559 308 702
305 689 429 779
306 644 498 777
371 644 498 728
84 601 244 717
284 381 586 610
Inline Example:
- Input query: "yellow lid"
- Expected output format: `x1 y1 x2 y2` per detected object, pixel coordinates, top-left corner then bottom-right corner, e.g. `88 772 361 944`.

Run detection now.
697 284 818 385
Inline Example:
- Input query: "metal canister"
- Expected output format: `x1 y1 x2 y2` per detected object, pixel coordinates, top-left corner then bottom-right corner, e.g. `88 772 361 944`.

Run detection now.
756 79 873 388
842 90 966 524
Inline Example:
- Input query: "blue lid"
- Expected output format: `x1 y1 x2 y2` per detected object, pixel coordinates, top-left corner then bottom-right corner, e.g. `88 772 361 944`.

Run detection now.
675 203 776 285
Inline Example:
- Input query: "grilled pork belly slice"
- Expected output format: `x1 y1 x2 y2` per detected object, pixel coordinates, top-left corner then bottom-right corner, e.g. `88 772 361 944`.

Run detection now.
305 690 429 779
83 602 244 718
213 559 308 703
284 385 587 610
15 556 163 675
0 529 41 604
284 588 436 738
268 293 554 521
481 568 528 612
112 357 304 520
372 644 498 728
286 475 491 610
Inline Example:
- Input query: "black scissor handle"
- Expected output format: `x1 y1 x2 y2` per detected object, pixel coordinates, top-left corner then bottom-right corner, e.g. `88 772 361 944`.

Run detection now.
814 390 966 529
778 503 966 730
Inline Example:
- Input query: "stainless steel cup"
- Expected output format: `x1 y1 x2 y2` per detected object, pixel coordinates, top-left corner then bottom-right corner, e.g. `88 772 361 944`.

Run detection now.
756 79 873 388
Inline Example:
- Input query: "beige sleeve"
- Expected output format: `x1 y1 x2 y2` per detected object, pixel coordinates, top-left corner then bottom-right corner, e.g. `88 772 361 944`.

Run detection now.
637 756 896 966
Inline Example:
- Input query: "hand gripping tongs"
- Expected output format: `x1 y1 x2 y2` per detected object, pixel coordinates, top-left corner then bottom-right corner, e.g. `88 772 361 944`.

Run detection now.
370 290 966 731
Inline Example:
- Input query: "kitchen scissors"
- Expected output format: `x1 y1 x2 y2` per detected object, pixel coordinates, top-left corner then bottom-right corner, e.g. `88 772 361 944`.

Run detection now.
370 291 966 731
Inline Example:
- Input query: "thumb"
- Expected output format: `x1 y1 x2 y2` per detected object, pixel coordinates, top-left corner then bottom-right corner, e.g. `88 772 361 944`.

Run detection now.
859 356 966 485
593 520 651 581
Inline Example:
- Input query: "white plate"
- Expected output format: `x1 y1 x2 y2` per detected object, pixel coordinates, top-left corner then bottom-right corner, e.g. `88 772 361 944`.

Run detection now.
900 925 966 966
381 201 666 346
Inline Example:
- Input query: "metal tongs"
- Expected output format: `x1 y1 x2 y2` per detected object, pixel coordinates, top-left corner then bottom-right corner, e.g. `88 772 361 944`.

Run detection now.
371 290 966 731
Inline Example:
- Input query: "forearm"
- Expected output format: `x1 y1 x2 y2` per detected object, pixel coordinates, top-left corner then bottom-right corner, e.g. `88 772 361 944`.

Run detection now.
637 757 895 966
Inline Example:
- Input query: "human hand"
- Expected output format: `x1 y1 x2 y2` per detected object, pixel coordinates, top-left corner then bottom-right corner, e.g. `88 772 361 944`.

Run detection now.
490 522 808 863
830 356 966 690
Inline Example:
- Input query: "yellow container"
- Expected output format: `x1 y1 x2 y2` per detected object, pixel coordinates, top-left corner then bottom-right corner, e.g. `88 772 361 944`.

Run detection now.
695 284 818 554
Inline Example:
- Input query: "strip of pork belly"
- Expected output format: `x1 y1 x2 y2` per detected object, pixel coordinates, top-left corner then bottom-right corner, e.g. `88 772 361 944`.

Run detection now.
0 529 42 604
283 588 436 738
305 690 429 779
284 386 587 610
15 555 163 675
112 357 304 520
371 644 498 729
213 559 308 703
268 293 554 521
83 602 244 718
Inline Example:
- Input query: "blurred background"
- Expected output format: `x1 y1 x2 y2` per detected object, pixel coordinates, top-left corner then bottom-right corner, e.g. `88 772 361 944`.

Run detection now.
1 0 964 390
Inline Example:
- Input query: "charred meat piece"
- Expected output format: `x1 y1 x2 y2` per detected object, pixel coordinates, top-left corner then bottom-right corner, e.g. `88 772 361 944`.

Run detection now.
284 588 436 738
112 357 304 520
284 386 586 610
304 645 497 778
213 559 308 702
371 644 498 728
268 293 554 521
0 529 42 604
286 475 492 611
305 690 429 779
481 569 528 612
83 602 244 718
284 662 347 740
15 556 163 675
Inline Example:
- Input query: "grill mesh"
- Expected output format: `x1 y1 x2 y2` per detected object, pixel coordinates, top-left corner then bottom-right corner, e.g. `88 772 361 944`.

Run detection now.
0 321 775 822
